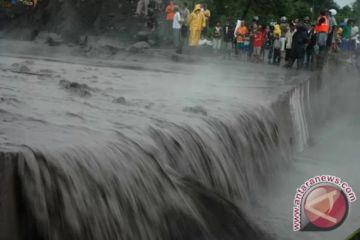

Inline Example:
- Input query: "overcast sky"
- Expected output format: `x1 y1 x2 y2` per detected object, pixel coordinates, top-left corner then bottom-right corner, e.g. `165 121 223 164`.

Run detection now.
336 0 354 7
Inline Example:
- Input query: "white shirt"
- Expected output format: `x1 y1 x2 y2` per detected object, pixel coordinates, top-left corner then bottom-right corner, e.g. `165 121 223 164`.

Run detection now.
234 20 241 38
351 26 359 40
173 12 182 29
285 30 295 49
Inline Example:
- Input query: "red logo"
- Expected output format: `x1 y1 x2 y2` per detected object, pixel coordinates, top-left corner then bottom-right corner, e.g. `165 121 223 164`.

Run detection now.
303 185 348 230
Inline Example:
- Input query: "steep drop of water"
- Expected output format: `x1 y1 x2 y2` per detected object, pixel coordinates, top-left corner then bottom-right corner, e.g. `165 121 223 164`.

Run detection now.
290 80 311 152
6 106 287 240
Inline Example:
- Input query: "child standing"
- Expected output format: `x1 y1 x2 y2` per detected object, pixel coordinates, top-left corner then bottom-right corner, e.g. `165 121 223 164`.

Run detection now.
273 33 281 65
236 21 248 59
285 24 295 65
223 20 234 59
172 6 183 54
213 22 223 54
253 29 264 62
264 26 274 63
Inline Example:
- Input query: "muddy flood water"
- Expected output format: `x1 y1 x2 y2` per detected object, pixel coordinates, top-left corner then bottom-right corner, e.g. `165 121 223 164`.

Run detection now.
0 40 359 240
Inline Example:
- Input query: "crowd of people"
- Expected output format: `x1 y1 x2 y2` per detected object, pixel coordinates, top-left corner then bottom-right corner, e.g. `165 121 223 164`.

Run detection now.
136 0 360 69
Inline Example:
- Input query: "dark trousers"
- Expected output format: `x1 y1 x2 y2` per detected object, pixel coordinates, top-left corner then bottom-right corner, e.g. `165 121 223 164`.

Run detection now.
285 49 292 61
273 48 281 64
173 28 182 53
181 26 188 41
305 47 314 69
234 39 239 55
267 47 273 63
327 29 335 49
316 45 327 69
288 57 304 69
223 41 233 59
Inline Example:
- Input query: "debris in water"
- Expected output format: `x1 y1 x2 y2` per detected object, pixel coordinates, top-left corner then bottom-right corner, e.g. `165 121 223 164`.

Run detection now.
59 79 93 97
145 103 154 109
11 63 31 73
183 106 208 116
0 97 21 105
126 41 151 53
39 69 56 74
113 97 127 104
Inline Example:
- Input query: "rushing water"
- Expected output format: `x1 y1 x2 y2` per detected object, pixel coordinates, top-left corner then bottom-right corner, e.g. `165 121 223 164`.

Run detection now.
251 113 360 240
0 47 358 240
250 62 360 240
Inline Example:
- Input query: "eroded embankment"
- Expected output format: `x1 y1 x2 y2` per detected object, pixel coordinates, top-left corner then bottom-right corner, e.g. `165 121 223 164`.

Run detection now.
0 62 344 240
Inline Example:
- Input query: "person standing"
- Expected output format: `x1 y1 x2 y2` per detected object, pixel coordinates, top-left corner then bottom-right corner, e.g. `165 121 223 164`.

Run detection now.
285 24 296 65
147 1 158 32
234 20 242 56
305 24 317 70
223 20 234 59
315 10 329 50
181 2 190 21
273 33 281 65
173 6 183 54
252 28 264 62
349 20 359 62
279 16 289 59
212 22 223 54
260 25 267 60
315 10 330 68
202 4 211 38
247 21 258 60
166 1 176 21
188 4 206 47
165 1 176 42
135 0 150 16
273 23 282 61
286 23 308 69
327 9 338 51
180 3 190 42
236 21 248 59
264 25 274 63
342 19 351 52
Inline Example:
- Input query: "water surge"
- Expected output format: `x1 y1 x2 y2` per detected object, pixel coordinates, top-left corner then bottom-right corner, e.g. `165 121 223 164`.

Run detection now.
0 62 342 240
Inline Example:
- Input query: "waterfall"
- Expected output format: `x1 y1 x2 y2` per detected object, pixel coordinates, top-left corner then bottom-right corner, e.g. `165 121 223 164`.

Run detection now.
0 68 331 240
6 107 279 240
289 80 311 152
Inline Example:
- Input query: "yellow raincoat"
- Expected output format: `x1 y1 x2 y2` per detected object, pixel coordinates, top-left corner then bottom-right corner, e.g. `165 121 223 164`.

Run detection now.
203 9 211 27
188 4 206 46
273 24 281 36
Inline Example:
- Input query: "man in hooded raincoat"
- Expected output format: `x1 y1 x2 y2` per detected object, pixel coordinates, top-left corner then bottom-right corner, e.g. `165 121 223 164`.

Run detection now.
188 4 206 47
273 24 281 37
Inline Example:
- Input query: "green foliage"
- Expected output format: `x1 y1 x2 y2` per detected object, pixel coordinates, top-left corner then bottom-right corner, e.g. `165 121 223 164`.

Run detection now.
291 1 312 19
337 5 353 23
353 0 360 22
205 0 359 26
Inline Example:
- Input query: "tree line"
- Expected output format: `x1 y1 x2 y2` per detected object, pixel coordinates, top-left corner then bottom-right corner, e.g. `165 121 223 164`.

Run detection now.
182 0 360 25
